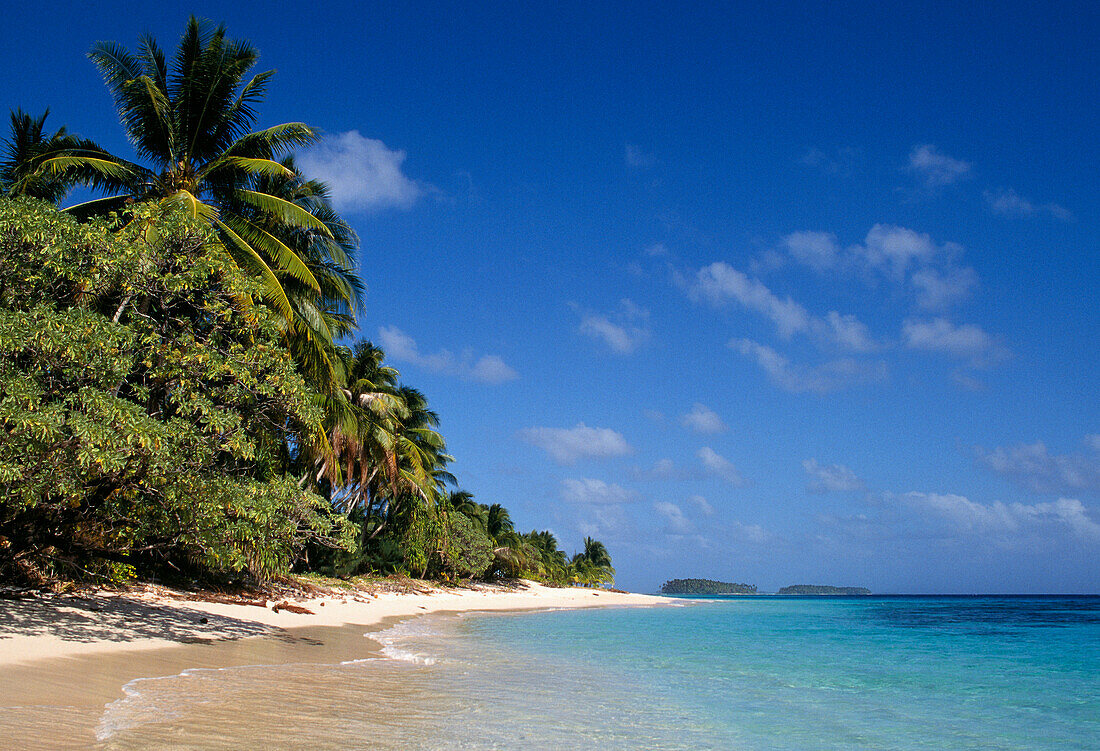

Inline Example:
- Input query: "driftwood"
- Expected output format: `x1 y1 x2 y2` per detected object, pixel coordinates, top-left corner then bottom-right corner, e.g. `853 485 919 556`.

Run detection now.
271 601 314 615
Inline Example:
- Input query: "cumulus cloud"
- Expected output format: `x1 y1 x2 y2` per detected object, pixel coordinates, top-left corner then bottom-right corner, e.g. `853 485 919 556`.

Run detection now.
688 494 715 515
730 520 771 544
907 144 972 188
904 492 1100 541
632 458 703 482
680 403 727 434
730 338 887 394
561 478 638 505
690 262 810 338
576 299 650 354
976 438 1100 495
777 224 977 310
984 189 1072 221
377 326 518 384
910 266 979 311
299 131 422 212
519 423 633 464
697 447 748 486
688 263 875 350
654 501 692 534
901 318 1009 367
782 231 840 271
859 224 942 279
803 459 866 493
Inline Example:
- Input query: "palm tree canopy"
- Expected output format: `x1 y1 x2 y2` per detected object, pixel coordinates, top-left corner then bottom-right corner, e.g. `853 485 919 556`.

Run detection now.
0 109 115 202
53 17 351 330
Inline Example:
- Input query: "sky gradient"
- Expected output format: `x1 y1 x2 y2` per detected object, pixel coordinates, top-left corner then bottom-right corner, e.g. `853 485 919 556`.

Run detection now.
5 1 1098 592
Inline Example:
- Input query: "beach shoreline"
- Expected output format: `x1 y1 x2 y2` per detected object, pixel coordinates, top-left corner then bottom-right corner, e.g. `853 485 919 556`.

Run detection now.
0 580 666 748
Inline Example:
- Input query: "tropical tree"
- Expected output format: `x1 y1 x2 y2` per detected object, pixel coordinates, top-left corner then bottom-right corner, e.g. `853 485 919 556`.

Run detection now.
0 109 115 202
569 536 615 587
18 18 356 353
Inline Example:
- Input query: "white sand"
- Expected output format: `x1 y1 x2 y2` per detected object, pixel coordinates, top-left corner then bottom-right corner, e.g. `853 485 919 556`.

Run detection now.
0 580 665 667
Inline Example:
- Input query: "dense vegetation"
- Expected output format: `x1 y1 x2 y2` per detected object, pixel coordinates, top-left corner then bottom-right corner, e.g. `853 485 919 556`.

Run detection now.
0 18 613 590
776 586 871 595
660 579 757 595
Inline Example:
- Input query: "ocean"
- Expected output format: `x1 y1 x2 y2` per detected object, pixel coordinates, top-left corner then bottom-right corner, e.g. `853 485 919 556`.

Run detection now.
92 595 1100 749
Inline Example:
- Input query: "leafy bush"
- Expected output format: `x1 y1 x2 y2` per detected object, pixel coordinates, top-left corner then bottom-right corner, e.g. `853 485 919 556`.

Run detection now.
0 198 351 584
440 512 493 579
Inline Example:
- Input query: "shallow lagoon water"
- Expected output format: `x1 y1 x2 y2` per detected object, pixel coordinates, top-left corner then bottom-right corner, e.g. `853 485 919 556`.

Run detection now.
94 596 1100 749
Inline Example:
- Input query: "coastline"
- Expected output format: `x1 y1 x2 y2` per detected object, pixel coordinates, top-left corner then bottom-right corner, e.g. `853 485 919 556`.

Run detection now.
0 580 666 748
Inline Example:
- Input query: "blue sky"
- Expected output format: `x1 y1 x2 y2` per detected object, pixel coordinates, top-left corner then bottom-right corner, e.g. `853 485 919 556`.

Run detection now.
5 2 1098 592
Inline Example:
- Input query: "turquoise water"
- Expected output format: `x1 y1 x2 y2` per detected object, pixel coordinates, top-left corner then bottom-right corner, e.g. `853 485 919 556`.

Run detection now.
385 596 1100 749
92 596 1100 749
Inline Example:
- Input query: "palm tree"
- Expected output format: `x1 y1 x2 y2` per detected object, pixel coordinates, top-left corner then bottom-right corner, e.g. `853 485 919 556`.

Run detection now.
249 157 363 389
36 17 346 330
311 343 453 547
485 503 514 543
581 537 613 569
569 536 615 587
0 109 116 202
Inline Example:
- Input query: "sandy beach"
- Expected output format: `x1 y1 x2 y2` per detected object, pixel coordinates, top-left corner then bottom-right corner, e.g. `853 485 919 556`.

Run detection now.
0 581 665 749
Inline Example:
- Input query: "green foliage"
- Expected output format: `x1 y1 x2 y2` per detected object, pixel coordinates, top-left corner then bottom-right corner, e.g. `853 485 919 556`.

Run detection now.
0 197 350 584
660 579 757 595
0 19 613 593
439 512 493 579
776 585 871 596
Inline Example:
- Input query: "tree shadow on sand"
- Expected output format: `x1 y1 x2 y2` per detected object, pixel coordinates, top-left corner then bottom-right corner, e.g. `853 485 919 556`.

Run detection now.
0 594 278 644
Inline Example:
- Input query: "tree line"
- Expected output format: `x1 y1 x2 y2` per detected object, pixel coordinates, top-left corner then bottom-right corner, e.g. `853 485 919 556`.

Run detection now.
0 18 613 589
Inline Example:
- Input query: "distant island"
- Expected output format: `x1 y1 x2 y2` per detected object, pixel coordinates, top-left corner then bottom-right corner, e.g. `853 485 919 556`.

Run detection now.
776 585 871 596
660 578 758 595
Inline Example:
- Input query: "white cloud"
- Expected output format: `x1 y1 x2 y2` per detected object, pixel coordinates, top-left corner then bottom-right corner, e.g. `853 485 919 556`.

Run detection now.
654 501 692 534
299 131 422 212
576 299 650 354
976 438 1100 495
1012 498 1100 541
730 338 887 394
803 459 866 493
645 243 670 257
820 311 877 352
778 224 977 310
576 504 631 539
688 494 714 515
901 318 1009 367
905 492 1019 534
904 492 1100 541
730 520 771 544
632 458 702 482
985 189 1072 221
377 326 518 384
690 262 810 338
519 423 633 464
625 143 656 168
561 478 637 505
859 224 941 279
680 403 727 434
907 144 972 188
910 266 978 311
689 263 874 350
782 231 840 271
697 446 748 486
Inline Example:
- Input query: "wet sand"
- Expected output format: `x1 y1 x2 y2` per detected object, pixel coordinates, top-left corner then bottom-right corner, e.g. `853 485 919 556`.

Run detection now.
0 581 665 748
